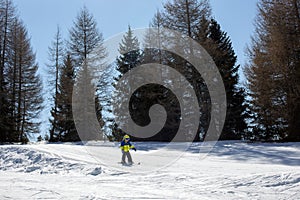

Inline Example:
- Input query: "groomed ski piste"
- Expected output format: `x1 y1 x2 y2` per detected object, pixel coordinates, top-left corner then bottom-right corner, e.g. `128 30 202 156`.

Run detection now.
0 141 299 199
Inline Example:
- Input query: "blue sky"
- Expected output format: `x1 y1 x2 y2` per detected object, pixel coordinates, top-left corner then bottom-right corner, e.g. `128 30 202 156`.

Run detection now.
13 0 258 79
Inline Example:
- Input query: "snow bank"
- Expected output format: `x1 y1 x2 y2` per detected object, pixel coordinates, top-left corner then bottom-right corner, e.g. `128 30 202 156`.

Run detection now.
0 146 102 175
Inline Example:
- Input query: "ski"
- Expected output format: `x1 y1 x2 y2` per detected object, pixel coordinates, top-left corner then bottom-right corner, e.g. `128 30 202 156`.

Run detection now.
118 162 140 166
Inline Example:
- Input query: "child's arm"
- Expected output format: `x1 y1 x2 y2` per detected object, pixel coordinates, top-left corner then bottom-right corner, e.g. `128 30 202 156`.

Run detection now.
129 142 136 151
120 141 125 150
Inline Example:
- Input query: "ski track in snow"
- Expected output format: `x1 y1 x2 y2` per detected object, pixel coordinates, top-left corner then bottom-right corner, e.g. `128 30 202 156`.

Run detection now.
0 141 300 199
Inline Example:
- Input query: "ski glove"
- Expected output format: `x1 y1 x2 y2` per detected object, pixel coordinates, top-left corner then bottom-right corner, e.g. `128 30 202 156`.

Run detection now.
132 148 136 151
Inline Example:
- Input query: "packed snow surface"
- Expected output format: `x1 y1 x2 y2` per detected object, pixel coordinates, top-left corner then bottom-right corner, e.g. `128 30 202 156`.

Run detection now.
0 141 299 199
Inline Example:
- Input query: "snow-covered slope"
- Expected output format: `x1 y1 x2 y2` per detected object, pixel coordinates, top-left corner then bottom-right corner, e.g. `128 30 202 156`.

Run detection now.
0 141 299 199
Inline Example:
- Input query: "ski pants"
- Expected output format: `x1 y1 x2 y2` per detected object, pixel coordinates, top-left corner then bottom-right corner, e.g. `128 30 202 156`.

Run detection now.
122 150 133 163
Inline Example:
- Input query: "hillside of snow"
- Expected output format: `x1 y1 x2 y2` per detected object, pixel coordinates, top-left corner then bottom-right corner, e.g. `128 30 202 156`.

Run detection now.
0 141 300 199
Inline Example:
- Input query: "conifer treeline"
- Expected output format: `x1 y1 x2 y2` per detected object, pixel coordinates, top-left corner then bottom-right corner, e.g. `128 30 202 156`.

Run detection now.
112 0 248 142
48 6 106 142
0 0 43 143
245 0 300 141
0 0 299 143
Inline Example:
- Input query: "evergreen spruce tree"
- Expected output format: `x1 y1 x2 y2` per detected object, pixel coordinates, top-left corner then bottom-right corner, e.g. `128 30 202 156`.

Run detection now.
162 0 211 38
150 0 247 141
142 12 190 141
142 0 213 141
204 19 247 140
95 62 115 140
73 60 104 141
48 26 65 142
55 55 77 142
116 26 142 75
68 6 106 72
112 26 143 141
68 7 106 141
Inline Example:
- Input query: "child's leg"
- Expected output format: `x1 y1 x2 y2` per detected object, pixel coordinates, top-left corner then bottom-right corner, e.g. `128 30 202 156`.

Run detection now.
126 152 133 163
121 151 126 163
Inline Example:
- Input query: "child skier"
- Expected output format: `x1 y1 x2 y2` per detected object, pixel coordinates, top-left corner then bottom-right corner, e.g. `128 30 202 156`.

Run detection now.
120 134 136 165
